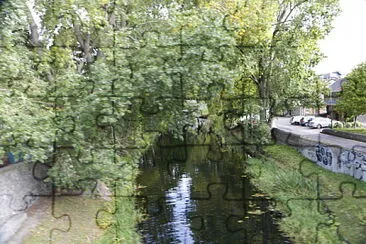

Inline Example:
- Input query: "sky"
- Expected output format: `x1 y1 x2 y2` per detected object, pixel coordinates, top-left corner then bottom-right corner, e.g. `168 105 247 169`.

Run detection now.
315 0 366 75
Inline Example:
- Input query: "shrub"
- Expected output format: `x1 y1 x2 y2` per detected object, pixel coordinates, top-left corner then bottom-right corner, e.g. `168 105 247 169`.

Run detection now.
243 122 271 145
345 122 353 128
355 121 363 128
345 121 363 128
332 121 343 128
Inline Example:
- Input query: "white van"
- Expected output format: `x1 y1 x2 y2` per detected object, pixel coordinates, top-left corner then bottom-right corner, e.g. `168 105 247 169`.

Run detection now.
308 117 333 129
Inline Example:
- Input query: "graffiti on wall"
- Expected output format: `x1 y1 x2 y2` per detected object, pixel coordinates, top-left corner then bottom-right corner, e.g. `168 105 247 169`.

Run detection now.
339 150 366 180
315 144 366 181
315 145 333 166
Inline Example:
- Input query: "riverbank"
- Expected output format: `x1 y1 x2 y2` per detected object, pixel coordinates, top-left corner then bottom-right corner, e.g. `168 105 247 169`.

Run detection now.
22 196 105 243
21 183 142 243
21 133 160 243
246 144 366 243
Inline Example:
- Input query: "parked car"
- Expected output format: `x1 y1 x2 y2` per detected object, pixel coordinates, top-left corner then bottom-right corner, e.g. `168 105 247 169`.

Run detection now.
309 117 338 129
290 116 302 125
300 116 315 126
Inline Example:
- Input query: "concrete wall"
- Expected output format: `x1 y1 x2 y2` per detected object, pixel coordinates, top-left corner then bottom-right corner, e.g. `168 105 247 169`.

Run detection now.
0 162 51 242
272 128 366 182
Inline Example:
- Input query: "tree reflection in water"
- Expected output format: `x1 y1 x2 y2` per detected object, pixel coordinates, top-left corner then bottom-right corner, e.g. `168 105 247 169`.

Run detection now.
137 134 290 243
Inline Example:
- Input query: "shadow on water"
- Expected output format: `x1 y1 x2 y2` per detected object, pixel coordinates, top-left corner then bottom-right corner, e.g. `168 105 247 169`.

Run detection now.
136 134 292 244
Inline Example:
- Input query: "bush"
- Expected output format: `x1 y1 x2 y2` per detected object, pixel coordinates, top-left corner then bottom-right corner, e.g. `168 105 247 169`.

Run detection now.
332 121 343 128
345 122 352 128
355 121 363 128
243 122 271 145
345 121 363 128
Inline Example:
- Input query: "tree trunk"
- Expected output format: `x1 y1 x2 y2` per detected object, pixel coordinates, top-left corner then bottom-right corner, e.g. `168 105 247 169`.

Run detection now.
259 77 267 123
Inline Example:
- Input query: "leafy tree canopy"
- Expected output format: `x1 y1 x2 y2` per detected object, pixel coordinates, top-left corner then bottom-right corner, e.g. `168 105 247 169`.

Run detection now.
0 0 340 188
336 62 366 119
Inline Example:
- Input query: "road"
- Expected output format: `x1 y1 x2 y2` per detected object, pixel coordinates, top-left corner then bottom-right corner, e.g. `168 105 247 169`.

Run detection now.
272 117 366 152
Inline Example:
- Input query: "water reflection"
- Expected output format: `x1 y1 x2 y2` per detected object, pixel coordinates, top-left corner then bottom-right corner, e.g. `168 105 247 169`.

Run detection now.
137 135 290 244
165 174 194 243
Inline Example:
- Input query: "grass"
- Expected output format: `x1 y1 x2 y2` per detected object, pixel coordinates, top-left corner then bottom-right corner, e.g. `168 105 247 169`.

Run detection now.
246 144 366 244
96 182 143 244
333 128 366 134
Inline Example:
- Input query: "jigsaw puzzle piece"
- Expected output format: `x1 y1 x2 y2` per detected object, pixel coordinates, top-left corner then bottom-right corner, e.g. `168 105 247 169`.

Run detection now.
25 194 104 243
226 210 288 244
96 185 170 243
24 175 111 243
285 198 342 243
321 182 366 243
341 145 366 181
136 96 181 134
0 160 52 243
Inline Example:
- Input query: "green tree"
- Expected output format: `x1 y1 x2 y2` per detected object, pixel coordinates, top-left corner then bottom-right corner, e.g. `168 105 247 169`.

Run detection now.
0 0 237 188
261 0 339 123
0 0 341 187
0 0 55 162
336 62 366 126
224 0 340 123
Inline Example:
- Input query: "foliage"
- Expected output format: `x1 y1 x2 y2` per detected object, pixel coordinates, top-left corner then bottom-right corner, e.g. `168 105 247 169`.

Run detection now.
0 0 341 188
201 0 340 146
242 121 271 145
223 0 340 122
336 62 366 120
344 121 363 128
246 144 366 243
332 121 343 128
0 0 236 188
0 1 343 241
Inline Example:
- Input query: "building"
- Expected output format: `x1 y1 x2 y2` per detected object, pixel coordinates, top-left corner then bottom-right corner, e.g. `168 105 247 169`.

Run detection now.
319 71 343 82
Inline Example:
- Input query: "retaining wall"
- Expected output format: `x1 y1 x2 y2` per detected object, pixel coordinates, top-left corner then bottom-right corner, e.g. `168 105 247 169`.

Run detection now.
0 162 51 242
272 128 366 182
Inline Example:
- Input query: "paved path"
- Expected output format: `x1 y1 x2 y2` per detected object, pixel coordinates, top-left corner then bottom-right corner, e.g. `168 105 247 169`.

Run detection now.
272 117 366 152
7 197 51 243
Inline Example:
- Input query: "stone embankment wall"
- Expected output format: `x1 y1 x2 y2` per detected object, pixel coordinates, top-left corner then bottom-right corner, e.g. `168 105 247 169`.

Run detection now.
272 128 366 182
0 162 51 242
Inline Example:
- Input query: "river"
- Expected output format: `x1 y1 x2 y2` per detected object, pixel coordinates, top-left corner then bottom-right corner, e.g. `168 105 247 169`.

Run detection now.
136 134 291 243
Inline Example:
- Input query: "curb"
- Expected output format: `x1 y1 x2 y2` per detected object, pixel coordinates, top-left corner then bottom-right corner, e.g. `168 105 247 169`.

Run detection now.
321 129 366 143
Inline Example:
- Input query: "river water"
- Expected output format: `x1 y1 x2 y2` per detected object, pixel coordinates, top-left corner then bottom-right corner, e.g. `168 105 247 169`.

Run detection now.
136 134 291 243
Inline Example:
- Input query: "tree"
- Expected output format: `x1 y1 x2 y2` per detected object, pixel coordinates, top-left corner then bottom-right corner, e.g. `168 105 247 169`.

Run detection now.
336 62 366 126
0 0 237 188
221 0 340 123
0 0 55 163
0 0 341 187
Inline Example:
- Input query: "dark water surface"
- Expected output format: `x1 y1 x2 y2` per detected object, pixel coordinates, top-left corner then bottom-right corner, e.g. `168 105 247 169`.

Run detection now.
136 135 290 243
